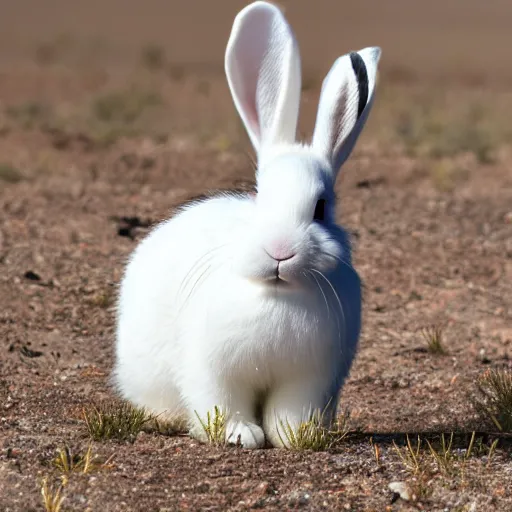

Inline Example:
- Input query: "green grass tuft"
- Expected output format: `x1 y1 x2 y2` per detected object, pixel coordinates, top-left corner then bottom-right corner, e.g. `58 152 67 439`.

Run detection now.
0 163 24 183
141 44 166 71
473 368 512 431
420 324 447 355
83 400 154 442
277 408 350 451
92 89 162 124
194 405 227 446
6 102 51 129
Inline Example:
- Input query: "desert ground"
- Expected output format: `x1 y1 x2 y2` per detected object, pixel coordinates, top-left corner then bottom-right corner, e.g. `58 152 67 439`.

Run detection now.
1 1 512 511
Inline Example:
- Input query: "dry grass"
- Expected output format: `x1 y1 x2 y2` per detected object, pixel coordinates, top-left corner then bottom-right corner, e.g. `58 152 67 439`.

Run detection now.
277 408 351 451
83 400 154 442
473 369 512 431
393 434 424 475
41 476 66 512
425 433 472 476
52 444 114 475
420 324 447 355
393 431 499 484
390 96 501 165
40 444 113 510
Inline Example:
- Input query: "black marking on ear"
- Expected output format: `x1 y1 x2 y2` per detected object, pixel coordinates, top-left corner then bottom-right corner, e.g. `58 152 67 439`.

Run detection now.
349 52 369 119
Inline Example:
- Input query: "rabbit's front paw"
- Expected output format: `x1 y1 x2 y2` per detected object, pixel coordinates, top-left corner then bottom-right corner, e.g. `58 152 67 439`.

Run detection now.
226 417 265 449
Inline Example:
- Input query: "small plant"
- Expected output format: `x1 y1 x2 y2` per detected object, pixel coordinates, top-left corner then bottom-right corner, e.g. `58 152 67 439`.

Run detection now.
425 433 457 475
87 290 113 309
393 435 423 475
486 438 499 466
141 44 166 71
369 437 381 466
276 408 350 451
41 476 66 512
426 432 480 481
0 163 24 183
473 368 512 431
420 324 447 355
92 89 162 124
433 104 496 164
194 405 227 446
429 160 467 192
6 101 50 129
52 444 114 475
83 400 154 442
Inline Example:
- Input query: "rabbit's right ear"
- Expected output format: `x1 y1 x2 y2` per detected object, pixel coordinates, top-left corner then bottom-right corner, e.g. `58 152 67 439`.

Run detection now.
225 1 301 156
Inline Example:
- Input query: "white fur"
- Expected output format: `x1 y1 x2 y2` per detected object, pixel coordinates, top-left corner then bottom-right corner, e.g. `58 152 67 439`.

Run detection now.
114 1 381 448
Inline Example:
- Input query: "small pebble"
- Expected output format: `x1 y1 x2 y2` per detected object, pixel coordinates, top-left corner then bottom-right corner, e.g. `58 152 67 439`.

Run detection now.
388 481 411 501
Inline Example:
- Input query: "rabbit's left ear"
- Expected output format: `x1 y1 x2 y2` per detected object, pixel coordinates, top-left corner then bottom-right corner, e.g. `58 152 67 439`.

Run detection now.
312 47 381 178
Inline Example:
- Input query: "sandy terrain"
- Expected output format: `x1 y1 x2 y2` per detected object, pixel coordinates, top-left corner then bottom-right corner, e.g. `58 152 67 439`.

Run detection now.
1 1 512 510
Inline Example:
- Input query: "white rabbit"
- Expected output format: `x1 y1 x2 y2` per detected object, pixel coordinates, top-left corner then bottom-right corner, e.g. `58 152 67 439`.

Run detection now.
113 0 381 449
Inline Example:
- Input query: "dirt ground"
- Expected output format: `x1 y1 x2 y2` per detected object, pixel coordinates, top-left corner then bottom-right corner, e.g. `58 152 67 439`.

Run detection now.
1 1 512 511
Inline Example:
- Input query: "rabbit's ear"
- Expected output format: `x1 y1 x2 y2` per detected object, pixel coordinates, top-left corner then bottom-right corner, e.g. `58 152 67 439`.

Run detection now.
311 47 381 178
225 1 301 155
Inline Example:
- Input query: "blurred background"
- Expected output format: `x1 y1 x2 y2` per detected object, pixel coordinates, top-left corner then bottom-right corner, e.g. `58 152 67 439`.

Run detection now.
1 0 512 83
1 2 512 510
0 0 511 163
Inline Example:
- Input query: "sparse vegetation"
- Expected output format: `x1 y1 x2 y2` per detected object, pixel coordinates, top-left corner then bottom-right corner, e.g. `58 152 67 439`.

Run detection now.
141 44 166 71
0 163 24 183
92 89 162 124
52 444 114 475
83 400 154 442
393 431 500 484
1 5 512 509
429 160 468 192
421 324 447 355
392 97 500 165
393 434 424 475
87 290 114 309
277 408 351 451
194 405 227 446
41 476 66 512
473 369 512 431
430 104 496 164
6 101 51 129
425 432 472 476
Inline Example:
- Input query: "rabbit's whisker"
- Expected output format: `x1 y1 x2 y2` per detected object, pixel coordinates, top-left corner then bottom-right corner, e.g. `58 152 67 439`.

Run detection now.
310 269 346 347
305 270 331 321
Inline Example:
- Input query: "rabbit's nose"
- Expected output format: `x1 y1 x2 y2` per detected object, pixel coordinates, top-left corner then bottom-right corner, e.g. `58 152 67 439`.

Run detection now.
264 243 296 262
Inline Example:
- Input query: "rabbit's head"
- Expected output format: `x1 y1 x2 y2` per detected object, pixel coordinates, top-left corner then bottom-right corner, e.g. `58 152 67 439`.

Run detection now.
225 1 381 287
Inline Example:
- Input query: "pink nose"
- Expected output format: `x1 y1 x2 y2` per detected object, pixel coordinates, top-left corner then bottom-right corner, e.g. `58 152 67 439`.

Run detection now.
265 243 296 262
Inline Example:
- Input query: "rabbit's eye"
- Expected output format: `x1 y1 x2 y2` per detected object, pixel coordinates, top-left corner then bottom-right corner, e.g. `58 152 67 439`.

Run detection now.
314 199 326 221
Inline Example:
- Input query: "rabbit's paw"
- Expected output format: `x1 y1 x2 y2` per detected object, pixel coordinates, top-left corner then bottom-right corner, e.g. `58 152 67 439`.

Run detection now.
226 418 265 449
